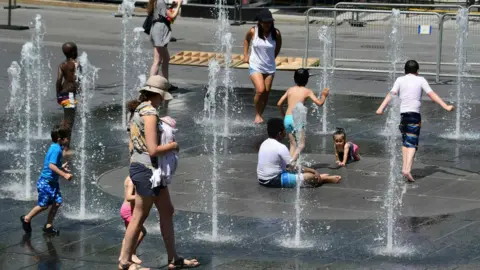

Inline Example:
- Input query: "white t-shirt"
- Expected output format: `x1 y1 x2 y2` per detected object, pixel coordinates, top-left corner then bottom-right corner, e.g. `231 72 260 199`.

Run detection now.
390 74 433 113
257 138 291 180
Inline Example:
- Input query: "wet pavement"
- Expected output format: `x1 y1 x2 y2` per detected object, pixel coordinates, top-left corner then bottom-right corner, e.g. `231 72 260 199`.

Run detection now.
1 86 480 269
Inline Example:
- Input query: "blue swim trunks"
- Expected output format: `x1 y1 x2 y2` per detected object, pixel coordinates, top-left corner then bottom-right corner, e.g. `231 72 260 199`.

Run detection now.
399 112 421 149
284 115 304 134
284 115 295 133
37 178 62 207
258 171 304 188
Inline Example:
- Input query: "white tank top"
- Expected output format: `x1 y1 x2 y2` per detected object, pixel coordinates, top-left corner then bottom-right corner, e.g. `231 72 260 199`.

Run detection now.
249 26 276 74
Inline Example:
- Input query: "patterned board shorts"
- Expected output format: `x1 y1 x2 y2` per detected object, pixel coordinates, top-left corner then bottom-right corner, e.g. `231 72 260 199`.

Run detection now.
37 178 62 207
259 171 304 188
399 112 421 149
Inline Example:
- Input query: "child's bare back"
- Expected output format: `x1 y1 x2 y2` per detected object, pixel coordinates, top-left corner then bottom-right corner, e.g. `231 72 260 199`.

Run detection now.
285 86 316 115
58 60 79 95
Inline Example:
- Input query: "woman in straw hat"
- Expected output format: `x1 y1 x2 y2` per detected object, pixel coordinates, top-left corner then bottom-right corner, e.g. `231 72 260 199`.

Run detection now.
243 9 282 124
118 75 199 270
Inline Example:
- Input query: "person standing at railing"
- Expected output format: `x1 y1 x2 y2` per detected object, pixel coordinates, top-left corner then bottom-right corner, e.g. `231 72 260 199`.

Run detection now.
243 9 282 124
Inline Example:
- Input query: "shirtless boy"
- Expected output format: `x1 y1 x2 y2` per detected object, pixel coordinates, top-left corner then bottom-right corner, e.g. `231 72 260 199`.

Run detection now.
277 68 329 162
56 42 80 136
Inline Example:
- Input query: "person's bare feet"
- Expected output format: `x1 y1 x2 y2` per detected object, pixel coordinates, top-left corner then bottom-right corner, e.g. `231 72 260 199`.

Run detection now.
117 261 150 270
131 254 142 264
168 258 200 269
403 171 415 182
320 174 342 184
254 115 264 124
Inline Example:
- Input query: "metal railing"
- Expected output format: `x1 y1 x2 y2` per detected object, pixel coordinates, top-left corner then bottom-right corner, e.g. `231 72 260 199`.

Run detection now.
303 6 480 82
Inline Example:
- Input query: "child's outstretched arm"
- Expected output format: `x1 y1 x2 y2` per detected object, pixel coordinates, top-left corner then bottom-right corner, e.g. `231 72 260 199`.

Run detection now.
427 91 455 111
376 93 392 115
334 144 340 163
338 143 350 166
56 64 63 94
277 90 288 117
309 88 328 107
49 163 72 180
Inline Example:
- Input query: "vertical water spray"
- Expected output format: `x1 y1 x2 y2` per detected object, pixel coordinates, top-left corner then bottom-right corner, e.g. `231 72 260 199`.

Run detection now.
214 0 235 136
317 26 333 134
204 59 220 240
20 42 35 200
131 27 148 96
221 32 233 137
31 14 49 138
77 52 99 218
119 0 136 128
454 8 468 139
292 103 307 247
7 62 22 141
382 9 404 253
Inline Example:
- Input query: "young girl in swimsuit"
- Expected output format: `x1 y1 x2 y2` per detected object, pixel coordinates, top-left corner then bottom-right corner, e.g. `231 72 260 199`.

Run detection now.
333 128 360 167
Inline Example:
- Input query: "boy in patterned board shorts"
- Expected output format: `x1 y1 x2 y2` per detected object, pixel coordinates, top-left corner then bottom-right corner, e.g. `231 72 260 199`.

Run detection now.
20 125 73 235
376 60 454 182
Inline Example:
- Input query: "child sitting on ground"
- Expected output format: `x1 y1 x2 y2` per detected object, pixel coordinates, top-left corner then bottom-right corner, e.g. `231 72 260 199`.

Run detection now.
119 177 147 265
277 68 329 163
257 118 341 188
20 125 72 235
333 128 360 167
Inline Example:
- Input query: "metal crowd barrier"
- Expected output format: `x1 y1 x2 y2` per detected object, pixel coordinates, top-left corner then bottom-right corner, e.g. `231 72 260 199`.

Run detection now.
303 6 480 82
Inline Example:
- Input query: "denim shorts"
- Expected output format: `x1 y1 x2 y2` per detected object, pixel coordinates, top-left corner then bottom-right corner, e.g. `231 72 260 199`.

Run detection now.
248 66 274 76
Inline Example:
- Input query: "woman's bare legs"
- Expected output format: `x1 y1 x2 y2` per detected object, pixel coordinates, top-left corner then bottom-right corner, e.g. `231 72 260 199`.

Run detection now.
150 47 161 77
150 47 170 80
159 47 170 80
118 195 153 270
261 74 275 116
153 188 199 269
251 73 266 124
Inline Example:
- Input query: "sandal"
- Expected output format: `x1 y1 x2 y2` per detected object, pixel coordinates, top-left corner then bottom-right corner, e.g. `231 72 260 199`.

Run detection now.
118 262 150 270
168 257 200 269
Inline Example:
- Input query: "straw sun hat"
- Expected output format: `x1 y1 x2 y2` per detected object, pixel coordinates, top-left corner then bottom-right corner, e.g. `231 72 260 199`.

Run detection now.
139 75 173 100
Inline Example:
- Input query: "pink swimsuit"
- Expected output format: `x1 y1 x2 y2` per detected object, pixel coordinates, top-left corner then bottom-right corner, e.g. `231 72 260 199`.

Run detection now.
120 203 133 225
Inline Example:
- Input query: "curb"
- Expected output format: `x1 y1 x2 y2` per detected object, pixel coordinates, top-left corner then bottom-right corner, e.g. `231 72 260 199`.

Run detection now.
0 0 146 12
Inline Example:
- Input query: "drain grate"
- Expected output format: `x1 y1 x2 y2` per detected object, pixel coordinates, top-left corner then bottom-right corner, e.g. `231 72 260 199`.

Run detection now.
361 171 383 176
364 196 383 202
361 44 385 49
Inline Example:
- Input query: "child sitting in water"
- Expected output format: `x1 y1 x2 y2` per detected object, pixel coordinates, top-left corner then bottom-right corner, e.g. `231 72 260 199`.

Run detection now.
257 118 341 188
119 177 146 265
333 128 360 167
277 68 329 163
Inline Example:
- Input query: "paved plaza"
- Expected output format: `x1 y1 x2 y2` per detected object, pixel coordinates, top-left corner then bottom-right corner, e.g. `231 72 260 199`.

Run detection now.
2 4 480 270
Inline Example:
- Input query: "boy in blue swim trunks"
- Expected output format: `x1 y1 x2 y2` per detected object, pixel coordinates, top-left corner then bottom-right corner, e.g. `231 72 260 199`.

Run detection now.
20 125 73 234
257 118 341 188
376 60 454 182
277 68 329 162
